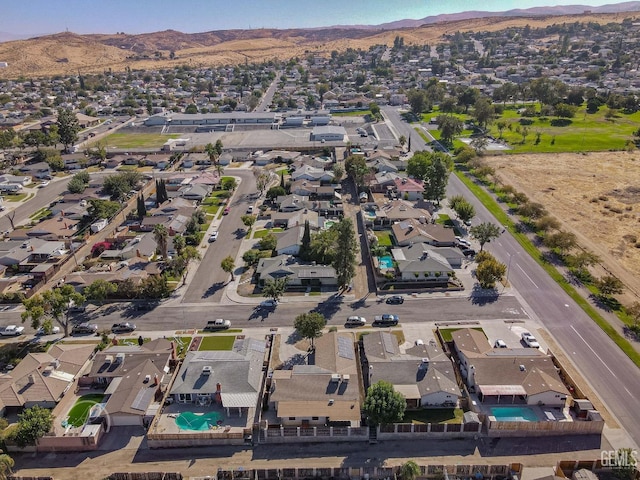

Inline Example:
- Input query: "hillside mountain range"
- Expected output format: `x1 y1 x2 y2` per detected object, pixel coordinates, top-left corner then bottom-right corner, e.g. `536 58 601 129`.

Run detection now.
0 3 639 78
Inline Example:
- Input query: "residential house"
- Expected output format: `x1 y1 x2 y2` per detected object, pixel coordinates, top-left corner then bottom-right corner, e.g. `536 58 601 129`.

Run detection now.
99 233 158 261
451 328 570 407
276 225 305 256
256 255 337 287
170 338 265 415
64 259 156 291
290 165 334 183
179 183 211 201
271 209 320 230
0 343 95 411
394 177 424 201
269 332 361 426
85 339 174 426
391 219 456 247
362 200 431 230
18 162 51 179
360 331 461 409
390 244 453 282
370 171 402 194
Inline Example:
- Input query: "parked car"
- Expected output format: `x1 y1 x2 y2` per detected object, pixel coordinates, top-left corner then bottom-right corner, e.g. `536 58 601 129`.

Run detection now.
246 206 254 214
345 316 366 327
208 230 219 242
0 325 24 336
494 339 507 348
455 236 471 248
223 207 231 215
385 295 404 305
38 181 50 188
72 323 98 335
204 319 231 331
372 314 399 327
68 304 87 313
462 248 476 257
35 326 61 336
521 332 540 348
258 299 278 309
111 322 136 334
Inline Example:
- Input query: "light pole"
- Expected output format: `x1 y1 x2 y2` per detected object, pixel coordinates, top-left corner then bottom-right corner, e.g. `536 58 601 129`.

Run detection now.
504 252 516 291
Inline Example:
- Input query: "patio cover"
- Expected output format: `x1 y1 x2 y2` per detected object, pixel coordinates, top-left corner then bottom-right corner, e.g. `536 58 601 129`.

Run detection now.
394 384 421 400
220 392 259 408
479 384 526 396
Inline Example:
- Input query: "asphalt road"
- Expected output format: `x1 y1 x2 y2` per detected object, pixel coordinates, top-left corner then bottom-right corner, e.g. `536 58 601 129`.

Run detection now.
381 105 640 445
181 169 258 303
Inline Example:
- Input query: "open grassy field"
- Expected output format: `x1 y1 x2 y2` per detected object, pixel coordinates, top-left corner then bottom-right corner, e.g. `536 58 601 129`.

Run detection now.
103 132 180 148
484 151 640 302
487 107 640 153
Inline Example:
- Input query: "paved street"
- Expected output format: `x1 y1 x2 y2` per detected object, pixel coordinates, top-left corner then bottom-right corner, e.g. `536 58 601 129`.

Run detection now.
181 168 258 303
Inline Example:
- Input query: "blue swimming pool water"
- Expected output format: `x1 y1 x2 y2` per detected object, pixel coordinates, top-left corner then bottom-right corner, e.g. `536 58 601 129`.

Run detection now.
490 406 538 422
175 411 223 431
378 256 393 269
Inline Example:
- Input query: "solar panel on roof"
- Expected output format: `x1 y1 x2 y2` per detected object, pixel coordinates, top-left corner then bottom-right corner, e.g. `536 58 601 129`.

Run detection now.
381 333 396 354
337 336 355 360
131 387 155 412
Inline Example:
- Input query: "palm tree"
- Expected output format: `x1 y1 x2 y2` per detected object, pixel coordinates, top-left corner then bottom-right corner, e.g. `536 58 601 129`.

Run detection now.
0 453 15 480
205 140 224 177
153 224 169 259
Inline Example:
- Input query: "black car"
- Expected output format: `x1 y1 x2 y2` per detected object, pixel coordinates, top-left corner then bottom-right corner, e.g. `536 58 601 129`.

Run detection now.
71 323 98 335
385 295 404 305
111 322 136 334
462 248 476 257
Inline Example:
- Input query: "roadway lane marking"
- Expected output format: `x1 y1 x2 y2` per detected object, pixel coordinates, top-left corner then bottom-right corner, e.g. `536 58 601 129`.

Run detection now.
516 264 539 288
570 325 621 381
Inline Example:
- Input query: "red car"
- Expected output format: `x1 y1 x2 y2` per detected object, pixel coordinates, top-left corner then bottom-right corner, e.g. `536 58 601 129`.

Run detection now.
223 207 230 215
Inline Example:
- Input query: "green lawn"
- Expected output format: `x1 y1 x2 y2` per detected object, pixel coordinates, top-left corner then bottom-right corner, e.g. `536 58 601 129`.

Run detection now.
438 327 485 342
67 394 104 427
29 208 51 221
198 335 236 351
167 336 192 358
374 231 393 247
332 110 372 117
253 228 283 238
203 204 220 215
103 132 180 148
403 408 464 424
5 193 28 202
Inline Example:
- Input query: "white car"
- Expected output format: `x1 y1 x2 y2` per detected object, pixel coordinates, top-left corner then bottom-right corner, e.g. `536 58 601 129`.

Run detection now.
36 326 61 336
246 206 254 214
1 325 25 336
39 181 50 188
521 332 540 348
494 339 507 348
208 231 219 242
259 299 278 308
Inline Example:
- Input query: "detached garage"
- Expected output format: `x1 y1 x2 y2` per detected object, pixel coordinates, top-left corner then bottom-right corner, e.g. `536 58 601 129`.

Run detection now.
311 125 347 142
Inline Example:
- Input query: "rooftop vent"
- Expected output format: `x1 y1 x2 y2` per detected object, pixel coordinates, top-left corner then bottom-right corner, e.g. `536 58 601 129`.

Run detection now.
144 374 151 383
519 365 526 372
328 399 334 405
115 353 125 365
104 355 113 365
330 374 341 383
342 374 350 383
202 366 212 375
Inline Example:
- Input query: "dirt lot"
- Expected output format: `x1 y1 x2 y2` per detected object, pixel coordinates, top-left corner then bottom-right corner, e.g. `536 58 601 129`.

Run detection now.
485 152 640 303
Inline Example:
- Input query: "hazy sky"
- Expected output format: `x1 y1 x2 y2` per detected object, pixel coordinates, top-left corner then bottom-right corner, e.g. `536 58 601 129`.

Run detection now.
3 0 623 35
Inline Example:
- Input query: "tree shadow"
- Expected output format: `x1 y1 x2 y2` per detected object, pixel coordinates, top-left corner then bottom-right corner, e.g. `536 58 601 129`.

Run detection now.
469 285 500 305
233 228 247 240
202 281 225 299
310 294 344 320
589 293 620 313
280 353 308 370
248 306 272 322
349 294 371 310
286 330 303 344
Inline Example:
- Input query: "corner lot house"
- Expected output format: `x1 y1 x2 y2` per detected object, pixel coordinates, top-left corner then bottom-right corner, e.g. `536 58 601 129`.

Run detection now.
392 219 456 247
451 328 570 407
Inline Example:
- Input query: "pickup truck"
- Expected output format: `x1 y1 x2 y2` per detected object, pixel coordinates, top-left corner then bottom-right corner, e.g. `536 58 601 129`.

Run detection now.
372 314 399 327
0 325 25 336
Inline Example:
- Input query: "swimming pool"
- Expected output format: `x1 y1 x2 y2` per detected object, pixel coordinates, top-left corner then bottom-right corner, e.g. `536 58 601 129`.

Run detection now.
175 411 223 431
490 406 538 422
378 255 393 269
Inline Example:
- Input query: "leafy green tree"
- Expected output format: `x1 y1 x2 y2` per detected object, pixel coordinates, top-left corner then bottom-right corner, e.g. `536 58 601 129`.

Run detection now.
332 163 344 182
362 380 406 425
254 169 270 195
21 285 85 336
398 461 421 480
84 280 117 303
205 140 224 176
266 186 286 200
88 199 120 221
518 202 547 219
56 108 80 152
294 312 326 347
596 275 624 297
453 199 475 223
437 115 463 146
299 220 312 260
258 232 277 252
457 87 479 113
67 176 87 194
332 219 358 291
262 278 289 303
221 177 237 191
535 215 561 232
407 89 427 115
173 234 186 257
241 215 256 230
11 405 54 448
345 155 369 188
475 258 507 289
543 230 577 254
137 195 147 219
472 96 495 129
423 154 451 205
153 224 169 259
221 256 236 281
470 222 502 251
309 226 339 265
139 275 170 299
103 171 141 200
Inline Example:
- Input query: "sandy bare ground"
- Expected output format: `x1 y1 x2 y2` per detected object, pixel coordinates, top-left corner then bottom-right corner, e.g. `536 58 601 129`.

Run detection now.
485 152 640 304
1 11 639 77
